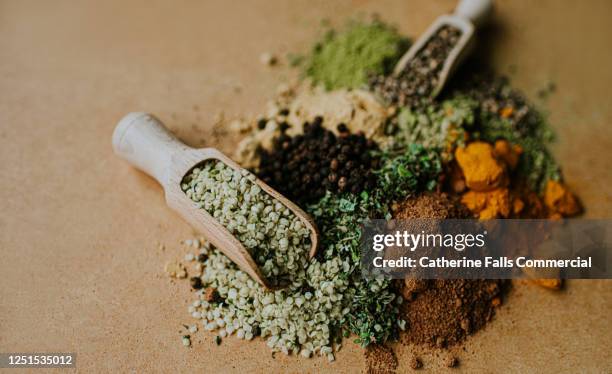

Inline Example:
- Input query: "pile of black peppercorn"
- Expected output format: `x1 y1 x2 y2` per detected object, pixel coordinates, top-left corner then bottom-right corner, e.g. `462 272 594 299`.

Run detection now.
256 116 379 205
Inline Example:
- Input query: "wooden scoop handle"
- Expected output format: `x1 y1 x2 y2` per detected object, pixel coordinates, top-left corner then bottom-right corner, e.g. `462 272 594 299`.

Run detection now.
454 0 493 27
112 112 190 185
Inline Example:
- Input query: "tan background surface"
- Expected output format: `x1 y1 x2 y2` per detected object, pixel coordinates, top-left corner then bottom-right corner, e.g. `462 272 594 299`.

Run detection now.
1 0 611 372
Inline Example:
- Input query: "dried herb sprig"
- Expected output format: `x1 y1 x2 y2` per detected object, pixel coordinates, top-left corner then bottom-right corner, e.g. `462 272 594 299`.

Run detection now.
306 143 442 347
372 144 443 217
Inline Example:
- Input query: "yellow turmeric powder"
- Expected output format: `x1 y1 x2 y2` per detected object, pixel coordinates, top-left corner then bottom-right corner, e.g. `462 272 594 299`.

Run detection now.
455 142 508 192
456 140 578 290
493 139 523 171
461 188 512 219
499 106 514 119
456 140 548 220
544 180 581 217
512 195 525 215
531 278 563 290
438 141 577 220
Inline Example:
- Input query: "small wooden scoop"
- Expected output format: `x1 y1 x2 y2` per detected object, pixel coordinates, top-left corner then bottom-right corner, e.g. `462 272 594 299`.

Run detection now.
112 112 319 289
393 0 493 97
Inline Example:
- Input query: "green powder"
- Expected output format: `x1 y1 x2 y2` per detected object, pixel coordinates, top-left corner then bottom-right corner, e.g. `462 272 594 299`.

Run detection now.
305 20 409 90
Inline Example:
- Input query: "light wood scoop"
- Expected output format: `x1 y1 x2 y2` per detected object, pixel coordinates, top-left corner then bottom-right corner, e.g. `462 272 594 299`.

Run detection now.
112 112 319 289
393 0 493 97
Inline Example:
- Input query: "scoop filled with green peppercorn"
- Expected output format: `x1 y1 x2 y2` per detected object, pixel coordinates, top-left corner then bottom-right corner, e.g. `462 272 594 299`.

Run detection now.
113 112 320 289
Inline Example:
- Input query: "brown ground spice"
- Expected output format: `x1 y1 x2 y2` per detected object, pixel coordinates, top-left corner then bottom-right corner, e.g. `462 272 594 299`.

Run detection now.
392 192 506 349
400 279 506 348
392 192 470 219
445 355 459 368
364 344 398 374
409 356 423 370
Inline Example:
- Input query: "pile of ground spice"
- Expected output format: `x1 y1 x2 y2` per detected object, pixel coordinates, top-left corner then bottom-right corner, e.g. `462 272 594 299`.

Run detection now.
392 193 505 349
364 344 398 374
400 279 505 348
370 25 462 107
447 72 562 192
453 140 580 220
257 117 379 204
392 192 470 220
232 82 390 169
286 86 390 143
305 19 409 90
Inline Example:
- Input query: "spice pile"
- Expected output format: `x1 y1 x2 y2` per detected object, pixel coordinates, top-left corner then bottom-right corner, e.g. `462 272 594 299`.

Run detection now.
180 238 350 360
364 344 398 374
400 279 505 348
257 117 380 204
304 19 408 90
167 17 581 368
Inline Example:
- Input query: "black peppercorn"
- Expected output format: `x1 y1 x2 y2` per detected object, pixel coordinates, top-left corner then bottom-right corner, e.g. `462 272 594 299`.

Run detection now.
257 118 267 130
190 277 203 290
279 122 290 132
255 117 379 205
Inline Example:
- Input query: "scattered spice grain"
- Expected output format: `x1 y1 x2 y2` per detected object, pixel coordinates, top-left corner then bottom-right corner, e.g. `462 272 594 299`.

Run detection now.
190 277 204 290
409 356 423 370
165 261 187 279
364 344 398 374
203 287 220 303
445 355 459 368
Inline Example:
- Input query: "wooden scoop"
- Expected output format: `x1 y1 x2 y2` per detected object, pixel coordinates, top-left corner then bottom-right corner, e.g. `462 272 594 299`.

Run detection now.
112 112 319 289
393 0 493 97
